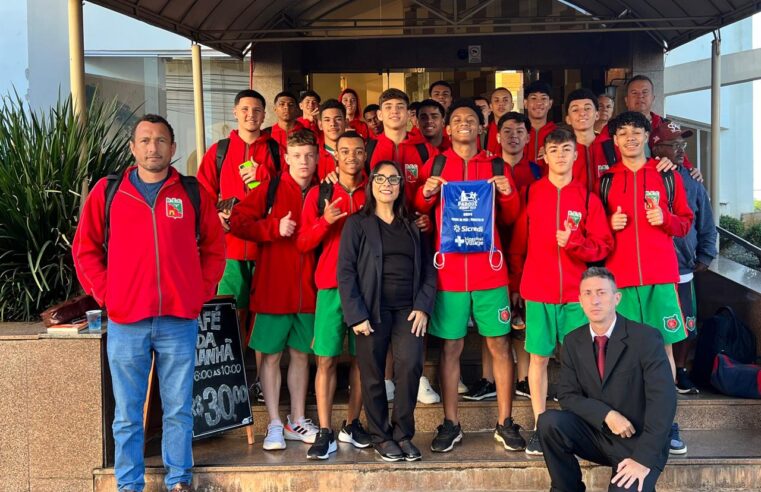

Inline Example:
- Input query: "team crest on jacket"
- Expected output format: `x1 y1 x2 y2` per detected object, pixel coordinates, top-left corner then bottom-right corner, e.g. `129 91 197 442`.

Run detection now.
686 316 696 332
498 306 511 324
663 314 681 332
566 211 582 231
166 197 184 219
405 163 418 182
597 164 609 176
644 190 660 209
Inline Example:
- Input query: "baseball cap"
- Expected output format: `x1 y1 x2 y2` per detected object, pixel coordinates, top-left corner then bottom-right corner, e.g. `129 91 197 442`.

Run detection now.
651 119 693 144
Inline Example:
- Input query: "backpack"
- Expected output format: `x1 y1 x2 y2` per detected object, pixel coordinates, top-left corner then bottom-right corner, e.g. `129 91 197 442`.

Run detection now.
430 155 505 178
599 168 676 212
103 172 201 252
364 138 430 175
710 353 761 399
215 137 282 182
692 306 758 386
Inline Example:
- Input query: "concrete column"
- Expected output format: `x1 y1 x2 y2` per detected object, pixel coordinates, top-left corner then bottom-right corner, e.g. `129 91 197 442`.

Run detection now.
711 33 722 222
190 42 205 176
67 0 86 122
630 34 665 115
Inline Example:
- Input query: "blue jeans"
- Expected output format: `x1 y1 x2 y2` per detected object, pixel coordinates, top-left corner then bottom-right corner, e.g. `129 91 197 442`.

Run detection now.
107 316 197 491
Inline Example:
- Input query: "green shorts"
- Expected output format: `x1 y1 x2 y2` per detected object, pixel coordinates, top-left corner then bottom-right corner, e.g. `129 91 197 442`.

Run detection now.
217 260 256 309
313 289 355 357
617 284 687 345
525 301 588 357
250 313 315 355
430 287 511 340
677 281 698 340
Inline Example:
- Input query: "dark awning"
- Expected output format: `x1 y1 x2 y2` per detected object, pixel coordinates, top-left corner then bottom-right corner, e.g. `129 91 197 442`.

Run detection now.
86 0 761 58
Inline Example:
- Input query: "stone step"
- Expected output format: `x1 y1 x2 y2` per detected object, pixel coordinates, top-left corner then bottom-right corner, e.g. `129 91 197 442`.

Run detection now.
93 429 761 491
240 390 761 436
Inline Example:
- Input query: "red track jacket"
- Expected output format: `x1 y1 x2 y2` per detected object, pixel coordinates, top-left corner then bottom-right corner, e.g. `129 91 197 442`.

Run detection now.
414 149 520 292
229 171 317 314
602 159 694 288
508 178 613 303
73 167 225 323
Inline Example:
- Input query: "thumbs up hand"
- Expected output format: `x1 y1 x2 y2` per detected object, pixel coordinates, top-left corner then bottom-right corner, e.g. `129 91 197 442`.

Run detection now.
279 211 297 237
611 206 628 231
556 220 572 248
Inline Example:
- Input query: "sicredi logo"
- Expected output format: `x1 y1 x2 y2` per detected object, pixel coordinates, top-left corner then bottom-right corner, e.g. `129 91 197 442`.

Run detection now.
457 190 479 211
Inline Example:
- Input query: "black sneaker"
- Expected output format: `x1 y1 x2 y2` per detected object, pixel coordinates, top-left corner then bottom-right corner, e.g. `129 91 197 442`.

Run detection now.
515 378 531 398
463 378 497 401
306 428 337 460
375 440 404 462
525 431 543 456
676 368 699 395
251 379 264 403
398 439 422 461
431 419 463 452
494 417 526 451
338 419 372 448
669 422 687 455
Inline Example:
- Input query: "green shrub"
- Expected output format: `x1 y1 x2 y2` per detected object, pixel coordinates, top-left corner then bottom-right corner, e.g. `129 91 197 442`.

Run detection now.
0 93 134 321
719 215 744 249
743 223 761 249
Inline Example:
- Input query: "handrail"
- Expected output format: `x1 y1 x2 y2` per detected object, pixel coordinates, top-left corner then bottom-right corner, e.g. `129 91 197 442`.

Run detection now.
717 225 761 258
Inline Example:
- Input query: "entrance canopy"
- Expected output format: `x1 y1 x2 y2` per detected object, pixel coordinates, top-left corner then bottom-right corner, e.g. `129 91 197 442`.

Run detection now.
87 0 761 59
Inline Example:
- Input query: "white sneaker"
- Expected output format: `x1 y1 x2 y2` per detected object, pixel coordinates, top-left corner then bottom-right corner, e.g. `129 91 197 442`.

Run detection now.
263 421 286 450
417 376 441 404
458 378 469 394
385 379 395 401
284 415 319 444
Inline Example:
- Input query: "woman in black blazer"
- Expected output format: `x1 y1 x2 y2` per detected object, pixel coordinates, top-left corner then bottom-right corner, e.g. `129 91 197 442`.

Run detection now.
338 160 437 462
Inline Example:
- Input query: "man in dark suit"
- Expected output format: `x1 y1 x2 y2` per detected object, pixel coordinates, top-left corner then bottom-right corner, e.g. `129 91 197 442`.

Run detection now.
538 267 676 492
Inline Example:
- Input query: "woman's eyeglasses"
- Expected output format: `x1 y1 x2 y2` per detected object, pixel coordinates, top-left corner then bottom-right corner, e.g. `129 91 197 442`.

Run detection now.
372 174 402 186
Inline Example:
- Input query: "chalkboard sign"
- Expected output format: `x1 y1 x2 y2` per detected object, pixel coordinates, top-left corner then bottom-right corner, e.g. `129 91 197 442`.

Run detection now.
191 298 253 439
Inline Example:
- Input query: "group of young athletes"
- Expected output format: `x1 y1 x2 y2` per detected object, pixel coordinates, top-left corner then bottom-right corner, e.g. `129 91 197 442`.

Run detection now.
194 75 716 461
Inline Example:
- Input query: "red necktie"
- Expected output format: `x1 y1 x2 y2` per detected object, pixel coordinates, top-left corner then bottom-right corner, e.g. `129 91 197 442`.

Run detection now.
594 335 608 380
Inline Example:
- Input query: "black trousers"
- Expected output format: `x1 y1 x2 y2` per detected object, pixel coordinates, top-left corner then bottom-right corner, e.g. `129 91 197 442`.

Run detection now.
538 409 662 492
355 308 424 444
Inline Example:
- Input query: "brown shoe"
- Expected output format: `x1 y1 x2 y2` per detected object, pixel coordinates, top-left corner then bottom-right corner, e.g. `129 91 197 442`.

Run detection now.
171 483 191 491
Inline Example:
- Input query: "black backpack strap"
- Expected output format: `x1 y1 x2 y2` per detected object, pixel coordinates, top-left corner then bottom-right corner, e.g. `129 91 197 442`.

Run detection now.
266 138 282 173
316 181 335 217
215 138 230 180
491 157 505 177
179 175 202 245
662 169 675 212
431 154 447 177
103 173 125 252
364 138 378 175
601 138 617 167
599 172 614 210
415 143 429 165
265 174 281 216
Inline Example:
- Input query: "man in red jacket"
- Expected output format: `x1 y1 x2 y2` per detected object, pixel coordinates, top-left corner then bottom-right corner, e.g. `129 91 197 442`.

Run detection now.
316 99 347 181
603 111 694 454
362 104 383 137
524 81 557 163
484 87 514 156
197 89 278 403
415 99 525 454
508 127 614 456
73 114 225 491
297 130 371 459
297 90 321 136
417 99 450 153
269 91 305 160
564 88 611 192
369 89 437 204
197 90 277 315
229 130 320 451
